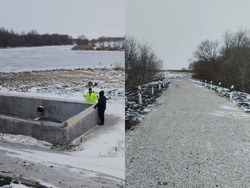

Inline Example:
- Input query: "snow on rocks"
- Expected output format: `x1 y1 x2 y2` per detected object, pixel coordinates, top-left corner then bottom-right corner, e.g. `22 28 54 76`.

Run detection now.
193 79 250 112
0 174 54 188
125 81 169 130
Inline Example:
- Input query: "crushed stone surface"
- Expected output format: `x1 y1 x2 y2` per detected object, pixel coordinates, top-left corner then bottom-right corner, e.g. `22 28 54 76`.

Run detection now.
126 78 250 188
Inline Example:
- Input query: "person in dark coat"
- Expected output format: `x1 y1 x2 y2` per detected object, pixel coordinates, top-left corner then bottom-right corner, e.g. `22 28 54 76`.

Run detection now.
94 90 106 125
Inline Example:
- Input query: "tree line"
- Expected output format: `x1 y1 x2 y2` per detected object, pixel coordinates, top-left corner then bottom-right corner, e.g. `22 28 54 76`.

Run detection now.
126 36 163 90
0 27 124 50
189 29 250 93
0 27 73 47
73 35 124 51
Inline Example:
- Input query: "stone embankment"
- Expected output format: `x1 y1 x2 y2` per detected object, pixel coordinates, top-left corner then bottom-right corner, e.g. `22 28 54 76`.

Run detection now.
194 80 250 112
125 80 171 130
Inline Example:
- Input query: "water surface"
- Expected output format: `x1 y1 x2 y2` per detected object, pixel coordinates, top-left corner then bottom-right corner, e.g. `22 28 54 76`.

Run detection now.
0 45 124 72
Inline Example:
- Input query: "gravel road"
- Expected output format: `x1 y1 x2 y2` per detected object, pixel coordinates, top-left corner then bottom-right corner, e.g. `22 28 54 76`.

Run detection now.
126 78 250 188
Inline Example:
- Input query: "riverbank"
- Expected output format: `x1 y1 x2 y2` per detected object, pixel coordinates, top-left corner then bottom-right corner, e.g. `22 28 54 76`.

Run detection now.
71 45 124 51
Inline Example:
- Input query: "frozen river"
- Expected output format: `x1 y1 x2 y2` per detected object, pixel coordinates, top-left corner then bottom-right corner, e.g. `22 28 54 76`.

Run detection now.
0 45 124 72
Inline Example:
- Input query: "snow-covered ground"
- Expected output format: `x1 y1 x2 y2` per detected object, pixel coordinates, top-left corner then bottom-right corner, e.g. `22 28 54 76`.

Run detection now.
0 68 125 187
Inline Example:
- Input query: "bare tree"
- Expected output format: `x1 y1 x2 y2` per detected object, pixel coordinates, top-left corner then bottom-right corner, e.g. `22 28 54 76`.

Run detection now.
190 28 250 93
76 34 89 46
125 36 163 90
125 36 140 88
220 31 235 59
194 39 220 62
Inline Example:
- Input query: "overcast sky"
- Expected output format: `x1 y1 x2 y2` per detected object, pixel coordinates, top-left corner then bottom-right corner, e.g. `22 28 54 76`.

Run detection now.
126 0 250 69
0 0 124 39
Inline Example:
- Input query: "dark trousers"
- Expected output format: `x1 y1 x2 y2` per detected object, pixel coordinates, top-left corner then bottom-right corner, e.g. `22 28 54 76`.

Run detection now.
98 109 105 124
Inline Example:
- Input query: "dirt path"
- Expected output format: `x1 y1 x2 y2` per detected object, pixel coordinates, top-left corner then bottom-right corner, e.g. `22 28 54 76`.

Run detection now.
126 78 250 187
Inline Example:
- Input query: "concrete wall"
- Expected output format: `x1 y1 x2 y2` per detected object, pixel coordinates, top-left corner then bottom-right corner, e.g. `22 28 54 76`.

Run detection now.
66 105 99 145
0 94 98 145
0 94 91 122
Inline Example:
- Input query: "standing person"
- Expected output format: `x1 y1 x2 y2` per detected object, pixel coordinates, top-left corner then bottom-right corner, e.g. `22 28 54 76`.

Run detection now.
84 88 97 103
94 90 106 125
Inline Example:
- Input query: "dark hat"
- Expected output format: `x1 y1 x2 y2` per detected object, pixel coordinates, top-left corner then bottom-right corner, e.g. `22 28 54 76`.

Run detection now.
89 88 92 91
99 90 104 95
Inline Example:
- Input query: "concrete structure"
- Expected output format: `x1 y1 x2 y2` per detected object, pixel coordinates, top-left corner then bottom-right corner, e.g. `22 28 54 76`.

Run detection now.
0 93 98 145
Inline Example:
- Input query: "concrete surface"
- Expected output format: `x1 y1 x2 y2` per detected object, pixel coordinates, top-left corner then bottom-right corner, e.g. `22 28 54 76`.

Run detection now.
126 78 250 187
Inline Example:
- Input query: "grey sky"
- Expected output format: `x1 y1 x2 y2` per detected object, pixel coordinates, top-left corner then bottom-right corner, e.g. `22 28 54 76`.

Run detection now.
0 0 124 39
126 0 250 69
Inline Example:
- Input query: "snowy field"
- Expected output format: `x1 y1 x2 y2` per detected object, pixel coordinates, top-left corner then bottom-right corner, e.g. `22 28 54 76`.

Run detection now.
0 68 125 187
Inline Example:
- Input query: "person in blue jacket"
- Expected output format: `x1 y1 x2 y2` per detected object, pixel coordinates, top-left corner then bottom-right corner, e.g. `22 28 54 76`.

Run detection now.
94 90 106 125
